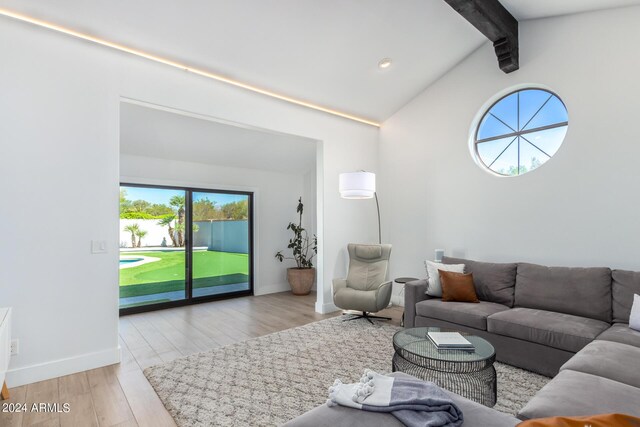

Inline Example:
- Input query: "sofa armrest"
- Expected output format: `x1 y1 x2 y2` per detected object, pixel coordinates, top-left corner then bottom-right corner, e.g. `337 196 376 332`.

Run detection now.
404 279 429 327
332 278 347 298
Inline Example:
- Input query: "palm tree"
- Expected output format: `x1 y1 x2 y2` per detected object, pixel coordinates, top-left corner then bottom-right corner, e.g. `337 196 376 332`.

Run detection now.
175 223 199 246
175 222 184 243
123 224 139 248
157 215 178 247
134 229 147 248
170 195 186 246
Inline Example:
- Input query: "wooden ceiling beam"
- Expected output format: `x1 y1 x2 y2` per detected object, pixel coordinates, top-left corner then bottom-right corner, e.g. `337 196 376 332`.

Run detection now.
444 0 519 73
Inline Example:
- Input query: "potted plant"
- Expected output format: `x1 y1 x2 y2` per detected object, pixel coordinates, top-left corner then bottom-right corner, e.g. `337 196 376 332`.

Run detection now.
275 197 317 295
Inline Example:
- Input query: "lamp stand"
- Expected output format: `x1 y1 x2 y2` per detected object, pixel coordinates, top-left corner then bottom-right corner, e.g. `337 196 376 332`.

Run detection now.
375 192 381 244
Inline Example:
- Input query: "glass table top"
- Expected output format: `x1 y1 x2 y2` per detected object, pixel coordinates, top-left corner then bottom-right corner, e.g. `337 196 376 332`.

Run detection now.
393 327 495 363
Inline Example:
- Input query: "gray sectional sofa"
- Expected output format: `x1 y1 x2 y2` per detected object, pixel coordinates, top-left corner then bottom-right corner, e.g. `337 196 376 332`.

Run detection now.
284 372 521 427
286 257 640 427
286 256 640 425
406 256 640 420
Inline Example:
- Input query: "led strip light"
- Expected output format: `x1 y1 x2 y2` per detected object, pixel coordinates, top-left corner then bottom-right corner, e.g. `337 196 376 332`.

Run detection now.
0 8 380 127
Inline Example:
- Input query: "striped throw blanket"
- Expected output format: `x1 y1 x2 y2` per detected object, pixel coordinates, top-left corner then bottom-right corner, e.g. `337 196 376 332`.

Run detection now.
328 370 463 427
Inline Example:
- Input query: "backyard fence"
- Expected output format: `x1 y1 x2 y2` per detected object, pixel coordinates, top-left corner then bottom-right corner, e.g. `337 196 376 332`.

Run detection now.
193 220 249 254
120 219 249 254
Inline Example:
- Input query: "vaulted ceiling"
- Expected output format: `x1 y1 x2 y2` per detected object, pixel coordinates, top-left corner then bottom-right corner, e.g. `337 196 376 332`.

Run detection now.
2 0 639 122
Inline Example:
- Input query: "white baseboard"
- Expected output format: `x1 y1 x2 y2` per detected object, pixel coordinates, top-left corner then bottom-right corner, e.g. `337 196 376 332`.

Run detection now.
315 301 339 314
254 283 290 296
6 346 121 388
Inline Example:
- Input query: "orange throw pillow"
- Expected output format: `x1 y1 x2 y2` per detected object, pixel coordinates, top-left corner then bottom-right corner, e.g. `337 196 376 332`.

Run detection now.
518 413 640 427
439 270 479 303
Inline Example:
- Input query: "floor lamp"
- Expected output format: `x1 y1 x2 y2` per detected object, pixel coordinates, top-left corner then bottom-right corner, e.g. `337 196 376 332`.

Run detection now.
339 171 381 244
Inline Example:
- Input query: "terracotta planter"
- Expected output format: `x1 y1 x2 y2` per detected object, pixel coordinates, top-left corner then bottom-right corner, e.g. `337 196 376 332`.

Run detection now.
287 267 316 295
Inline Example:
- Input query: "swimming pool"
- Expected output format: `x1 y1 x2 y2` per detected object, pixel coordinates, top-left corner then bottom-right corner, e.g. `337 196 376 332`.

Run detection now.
120 258 143 264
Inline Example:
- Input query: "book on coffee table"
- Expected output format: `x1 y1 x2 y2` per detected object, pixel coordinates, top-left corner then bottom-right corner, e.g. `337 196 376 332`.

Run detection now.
427 332 475 350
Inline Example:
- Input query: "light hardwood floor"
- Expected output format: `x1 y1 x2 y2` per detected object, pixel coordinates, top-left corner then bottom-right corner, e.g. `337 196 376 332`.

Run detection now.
2 292 402 427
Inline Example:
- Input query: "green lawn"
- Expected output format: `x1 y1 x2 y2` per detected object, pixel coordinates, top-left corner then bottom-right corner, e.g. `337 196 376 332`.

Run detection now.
119 250 249 298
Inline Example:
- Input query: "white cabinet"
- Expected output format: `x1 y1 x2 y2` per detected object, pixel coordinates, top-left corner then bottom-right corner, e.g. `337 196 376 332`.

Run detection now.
0 307 11 399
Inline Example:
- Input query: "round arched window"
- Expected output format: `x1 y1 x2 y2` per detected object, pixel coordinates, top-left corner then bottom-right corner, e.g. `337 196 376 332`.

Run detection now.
474 88 568 176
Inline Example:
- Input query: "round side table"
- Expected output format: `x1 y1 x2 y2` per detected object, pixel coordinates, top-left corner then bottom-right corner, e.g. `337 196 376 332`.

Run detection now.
394 277 418 327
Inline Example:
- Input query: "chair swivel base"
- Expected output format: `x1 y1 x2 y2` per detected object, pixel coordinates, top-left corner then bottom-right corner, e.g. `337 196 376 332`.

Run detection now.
342 311 392 324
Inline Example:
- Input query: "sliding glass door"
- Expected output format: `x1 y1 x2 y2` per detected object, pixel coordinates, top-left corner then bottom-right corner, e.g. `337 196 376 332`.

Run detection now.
119 184 253 314
192 191 251 298
119 186 187 309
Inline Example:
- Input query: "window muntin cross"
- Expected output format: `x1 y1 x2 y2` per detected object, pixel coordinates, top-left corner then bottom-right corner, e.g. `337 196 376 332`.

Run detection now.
475 89 568 176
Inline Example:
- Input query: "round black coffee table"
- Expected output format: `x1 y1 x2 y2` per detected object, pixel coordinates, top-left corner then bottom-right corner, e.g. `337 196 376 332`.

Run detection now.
392 327 497 407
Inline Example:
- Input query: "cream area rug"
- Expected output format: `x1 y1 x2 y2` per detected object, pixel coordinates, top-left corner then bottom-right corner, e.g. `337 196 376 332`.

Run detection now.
143 316 550 427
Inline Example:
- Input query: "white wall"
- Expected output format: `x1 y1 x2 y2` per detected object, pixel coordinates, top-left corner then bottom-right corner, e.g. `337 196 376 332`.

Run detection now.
0 18 378 387
119 219 173 248
121 154 307 295
303 165 318 289
379 6 640 301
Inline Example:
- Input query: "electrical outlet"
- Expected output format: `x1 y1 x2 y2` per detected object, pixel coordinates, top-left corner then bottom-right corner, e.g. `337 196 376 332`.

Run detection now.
10 339 19 356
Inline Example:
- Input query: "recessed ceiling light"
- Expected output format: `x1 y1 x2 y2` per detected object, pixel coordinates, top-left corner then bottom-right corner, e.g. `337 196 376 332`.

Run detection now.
378 58 392 69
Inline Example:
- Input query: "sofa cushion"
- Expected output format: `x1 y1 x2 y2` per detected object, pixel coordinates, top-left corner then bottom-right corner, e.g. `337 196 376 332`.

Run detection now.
283 372 519 427
416 299 509 330
518 370 640 420
283 403 403 427
612 269 640 323
443 256 517 307
596 323 640 348
487 308 609 352
560 340 640 388
514 263 612 322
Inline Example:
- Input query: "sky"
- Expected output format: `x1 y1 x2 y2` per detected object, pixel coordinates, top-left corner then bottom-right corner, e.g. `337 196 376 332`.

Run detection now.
122 185 248 206
478 89 568 141
476 89 568 173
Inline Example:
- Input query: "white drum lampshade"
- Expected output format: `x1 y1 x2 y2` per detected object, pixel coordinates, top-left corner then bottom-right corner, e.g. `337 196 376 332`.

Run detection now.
339 172 376 199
